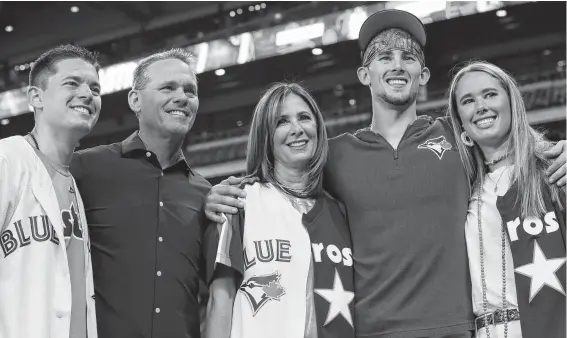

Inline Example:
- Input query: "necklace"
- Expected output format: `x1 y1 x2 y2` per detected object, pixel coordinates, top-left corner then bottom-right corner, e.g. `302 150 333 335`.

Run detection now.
28 132 40 150
489 166 510 193
477 174 509 338
272 178 312 199
484 153 508 166
27 132 71 173
284 193 315 214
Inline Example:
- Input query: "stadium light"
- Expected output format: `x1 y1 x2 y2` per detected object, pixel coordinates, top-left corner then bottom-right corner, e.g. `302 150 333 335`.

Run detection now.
249 6 254 12
237 8 243 15
274 13 282 20
70 6 79 13
215 69 226 76
260 3 266 9
255 5 261 11
349 99 356 106
496 10 507 17
390 1 446 20
276 23 324 46
311 48 323 56
229 11 235 17
5 25 13 32
1 119 10 126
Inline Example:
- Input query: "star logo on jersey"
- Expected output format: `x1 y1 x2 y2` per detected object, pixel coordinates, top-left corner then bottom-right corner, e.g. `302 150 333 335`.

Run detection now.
418 136 453 159
314 268 354 327
239 271 286 316
61 202 83 240
515 240 566 302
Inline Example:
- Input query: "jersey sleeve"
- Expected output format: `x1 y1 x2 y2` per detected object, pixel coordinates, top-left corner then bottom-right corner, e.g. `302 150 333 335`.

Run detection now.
0 155 16 232
204 209 245 286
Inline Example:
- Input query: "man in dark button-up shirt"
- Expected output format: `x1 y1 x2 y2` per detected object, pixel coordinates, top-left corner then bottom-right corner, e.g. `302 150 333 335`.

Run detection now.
71 48 212 338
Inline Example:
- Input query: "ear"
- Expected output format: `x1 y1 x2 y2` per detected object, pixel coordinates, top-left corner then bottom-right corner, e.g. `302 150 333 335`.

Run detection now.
127 89 141 117
419 66 431 86
357 66 371 86
27 86 43 110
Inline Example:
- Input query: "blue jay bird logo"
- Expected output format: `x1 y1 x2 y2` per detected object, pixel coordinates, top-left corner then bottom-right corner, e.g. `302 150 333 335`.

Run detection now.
418 136 453 159
239 271 286 316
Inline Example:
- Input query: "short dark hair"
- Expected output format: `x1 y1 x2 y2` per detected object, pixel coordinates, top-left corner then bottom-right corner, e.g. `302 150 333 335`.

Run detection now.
29 44 100 89
132 48 196 90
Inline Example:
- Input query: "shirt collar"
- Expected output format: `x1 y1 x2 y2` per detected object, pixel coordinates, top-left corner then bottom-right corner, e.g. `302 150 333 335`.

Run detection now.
121 131 191 172
354 115 432 143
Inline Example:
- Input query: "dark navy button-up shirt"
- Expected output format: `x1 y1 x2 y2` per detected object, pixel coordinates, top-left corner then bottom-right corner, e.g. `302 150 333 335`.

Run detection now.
71 131 212 338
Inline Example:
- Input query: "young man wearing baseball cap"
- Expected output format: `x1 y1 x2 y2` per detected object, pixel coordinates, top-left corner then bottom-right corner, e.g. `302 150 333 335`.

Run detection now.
326 9 474 337
203 9 567 338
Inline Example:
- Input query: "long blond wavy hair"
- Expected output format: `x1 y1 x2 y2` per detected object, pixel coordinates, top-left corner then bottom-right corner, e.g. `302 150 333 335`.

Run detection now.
447 61 564 218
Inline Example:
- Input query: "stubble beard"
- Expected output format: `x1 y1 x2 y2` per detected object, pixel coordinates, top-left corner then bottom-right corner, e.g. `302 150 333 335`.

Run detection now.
379 88 419 106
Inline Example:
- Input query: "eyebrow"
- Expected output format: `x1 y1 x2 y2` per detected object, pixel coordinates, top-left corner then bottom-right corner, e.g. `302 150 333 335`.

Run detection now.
401 51 416 56
279 110 312 118
481 87 499 92
158 80 197 89
458 87 500 100
63 75 100 87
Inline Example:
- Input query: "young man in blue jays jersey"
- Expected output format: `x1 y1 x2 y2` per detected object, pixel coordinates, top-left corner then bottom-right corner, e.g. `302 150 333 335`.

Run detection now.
204 9 567 338
0 45 100 338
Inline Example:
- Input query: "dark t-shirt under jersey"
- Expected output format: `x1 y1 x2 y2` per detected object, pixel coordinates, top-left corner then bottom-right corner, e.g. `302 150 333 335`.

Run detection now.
29 139 87 338
324 117 474 338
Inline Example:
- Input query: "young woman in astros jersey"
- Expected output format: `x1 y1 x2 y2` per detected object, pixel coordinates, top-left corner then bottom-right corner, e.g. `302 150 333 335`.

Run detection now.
447 61 566 338
205 82 355 338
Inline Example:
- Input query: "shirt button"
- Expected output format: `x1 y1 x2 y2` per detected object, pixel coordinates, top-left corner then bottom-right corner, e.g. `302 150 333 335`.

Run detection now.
157 271 162 276
158 237 163 242
160 172 164 177
146 151 151 158
155 308 161 314
159 201 163 207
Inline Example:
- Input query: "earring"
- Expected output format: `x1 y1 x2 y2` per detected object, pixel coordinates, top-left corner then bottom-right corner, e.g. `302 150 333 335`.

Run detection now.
461 131 474 147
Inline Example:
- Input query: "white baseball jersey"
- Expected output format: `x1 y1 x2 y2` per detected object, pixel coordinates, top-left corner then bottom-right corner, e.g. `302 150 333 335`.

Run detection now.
0 136 97 338
217 183 312 338
209 182 356 338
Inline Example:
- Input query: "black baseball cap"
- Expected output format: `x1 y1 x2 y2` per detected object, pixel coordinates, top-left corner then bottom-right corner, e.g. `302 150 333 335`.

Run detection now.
358 9 427 52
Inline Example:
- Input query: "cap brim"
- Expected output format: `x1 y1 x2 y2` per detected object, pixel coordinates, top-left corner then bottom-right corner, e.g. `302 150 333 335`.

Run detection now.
358 9 426 52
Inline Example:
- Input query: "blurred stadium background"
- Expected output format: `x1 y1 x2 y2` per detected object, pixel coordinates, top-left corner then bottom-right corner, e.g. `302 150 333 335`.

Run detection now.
0 1 564 184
